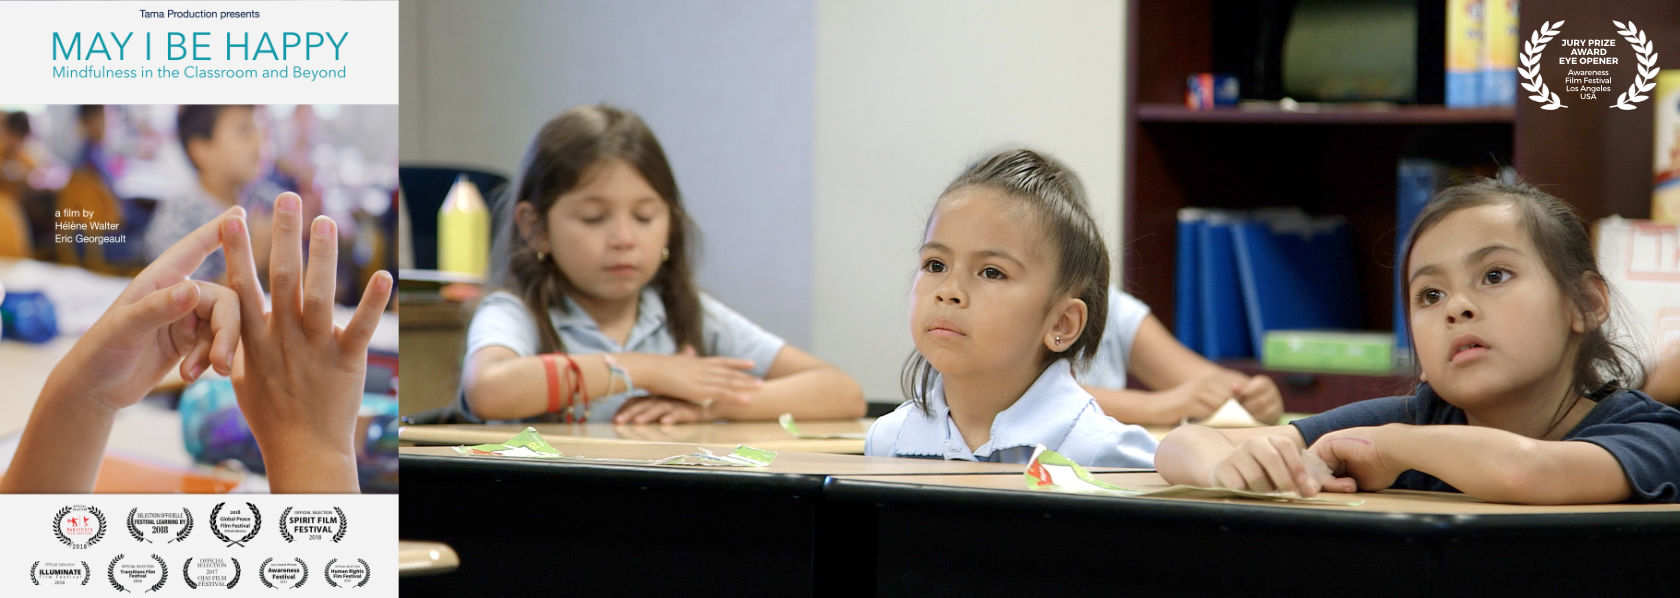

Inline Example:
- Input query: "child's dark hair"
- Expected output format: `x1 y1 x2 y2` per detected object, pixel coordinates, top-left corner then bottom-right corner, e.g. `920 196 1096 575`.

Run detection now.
901 149 1111 411
175 105 248 172
3 111 29 138
492 104 704 355
1400 178 1644 432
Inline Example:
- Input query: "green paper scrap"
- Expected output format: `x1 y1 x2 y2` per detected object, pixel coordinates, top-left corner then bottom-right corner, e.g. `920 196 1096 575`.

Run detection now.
1023 445 1362 506
778 413 867 440
451 427 777 467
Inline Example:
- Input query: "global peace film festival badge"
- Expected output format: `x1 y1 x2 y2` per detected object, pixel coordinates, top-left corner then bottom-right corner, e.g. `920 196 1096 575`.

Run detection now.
209 501 261 547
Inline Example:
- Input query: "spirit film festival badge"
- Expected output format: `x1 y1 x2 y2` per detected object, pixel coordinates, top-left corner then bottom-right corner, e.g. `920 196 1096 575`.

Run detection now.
52 505 106 549
127 507 193 544
182 556 242 590
106 553 167 593
209 501 261 548
28 560 91 587
278 506 348 543
258 557 309 590
1520 19 1662 110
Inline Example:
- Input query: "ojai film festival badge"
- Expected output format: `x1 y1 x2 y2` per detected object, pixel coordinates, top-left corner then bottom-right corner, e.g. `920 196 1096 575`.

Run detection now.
324 558 371 589
28 561 91 586
128 507 193 543
52 505 106 549
1521 19 1662 110
106 553 167 593
278 506 348 543
182 556 242 590
209 501 261 548
258 557 309 590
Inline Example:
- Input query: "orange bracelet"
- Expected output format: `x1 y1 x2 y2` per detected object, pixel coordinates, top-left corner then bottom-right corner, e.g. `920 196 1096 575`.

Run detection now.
541 354 561 415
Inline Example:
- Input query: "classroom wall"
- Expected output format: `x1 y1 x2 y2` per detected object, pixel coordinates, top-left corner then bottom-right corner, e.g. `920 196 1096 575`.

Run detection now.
399 0 816 346
812 0 1124 400
400 0 1126 400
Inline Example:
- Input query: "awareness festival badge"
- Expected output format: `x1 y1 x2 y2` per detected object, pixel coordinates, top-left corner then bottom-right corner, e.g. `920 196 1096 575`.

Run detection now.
1520 19 1661 110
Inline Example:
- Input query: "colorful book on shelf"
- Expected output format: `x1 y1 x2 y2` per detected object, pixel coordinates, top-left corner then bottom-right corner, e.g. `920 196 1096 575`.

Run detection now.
1230 212 1360 354
1263 330 1395 374
1481 0 1518 106
1197 212 1252 359
1656 72 1680 224
1174 208 1207 353
1445 0 1485 108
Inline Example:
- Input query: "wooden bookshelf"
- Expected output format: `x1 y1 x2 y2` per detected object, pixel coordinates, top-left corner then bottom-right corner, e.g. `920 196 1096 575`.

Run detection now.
1122 0 1677 410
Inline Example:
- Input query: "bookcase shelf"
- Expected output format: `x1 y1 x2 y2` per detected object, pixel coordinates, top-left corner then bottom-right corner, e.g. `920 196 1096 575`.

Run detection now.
1137 103 1513 125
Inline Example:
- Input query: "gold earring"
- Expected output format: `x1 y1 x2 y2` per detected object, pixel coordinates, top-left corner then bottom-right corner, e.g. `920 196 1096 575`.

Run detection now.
661 247 670 262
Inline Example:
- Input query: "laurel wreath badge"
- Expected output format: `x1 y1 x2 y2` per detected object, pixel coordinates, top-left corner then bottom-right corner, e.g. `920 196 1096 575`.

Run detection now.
54 505 107 548
326 558 369 588
210 501 262 547
258 557 308 589
1611 20 1661 110
1519 20 1568 110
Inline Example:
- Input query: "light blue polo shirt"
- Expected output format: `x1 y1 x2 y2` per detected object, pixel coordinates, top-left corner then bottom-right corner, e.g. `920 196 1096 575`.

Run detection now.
865 359 1157 467
458 287 785 422
1075 288 1152 389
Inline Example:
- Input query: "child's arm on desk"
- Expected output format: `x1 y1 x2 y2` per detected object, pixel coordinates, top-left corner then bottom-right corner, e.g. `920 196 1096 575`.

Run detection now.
464 344 865 423
2 209 245 493
1310 424 1632 504
1155 424 1346 497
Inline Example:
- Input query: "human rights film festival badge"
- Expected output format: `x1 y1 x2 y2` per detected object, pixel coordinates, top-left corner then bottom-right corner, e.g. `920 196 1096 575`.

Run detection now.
52 505 106 549
127 507 193 543
278 506 348 543
182 556 242 590
106 553 167 593
324 558 372 589
258 557 309 590
1520 19 1662 110
209 501 261 547
28 560 91 587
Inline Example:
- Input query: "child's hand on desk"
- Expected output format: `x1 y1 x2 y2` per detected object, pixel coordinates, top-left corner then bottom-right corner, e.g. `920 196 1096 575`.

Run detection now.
50 207 245 410
1308 426 1402 493
222 192 391 493
613 396 709 425
1160 374 1241 422
633 345 763 407
1208 435 1343 497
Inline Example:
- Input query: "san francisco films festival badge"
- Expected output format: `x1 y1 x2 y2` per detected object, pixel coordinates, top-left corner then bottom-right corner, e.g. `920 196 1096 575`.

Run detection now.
52 505 106 549
182 556 242 590
324 558 371 589
28 560 91 586
106 553 167 593
258 557 309 589
209 501 261 548
127 507 193 543
279 505 348 543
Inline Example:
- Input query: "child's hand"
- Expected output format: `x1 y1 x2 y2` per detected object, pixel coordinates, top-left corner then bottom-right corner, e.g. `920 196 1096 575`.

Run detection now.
1231 374 1284 424
642 345 763 406
1160 374 1237 422
223 192 392 493
1206 435 1338 496
1308 426 1402 493
49 207 245 411
612 396 709 425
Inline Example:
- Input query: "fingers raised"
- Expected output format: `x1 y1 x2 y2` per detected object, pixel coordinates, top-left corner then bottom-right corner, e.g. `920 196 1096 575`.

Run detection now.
220 214 268 339
268 192 305 329
302 216 339 337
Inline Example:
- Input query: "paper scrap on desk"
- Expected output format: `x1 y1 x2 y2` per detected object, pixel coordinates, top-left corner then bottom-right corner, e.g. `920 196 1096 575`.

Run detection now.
451 427 777 467
1187 398 1264 428
1023 445 1361 505
778 413 867 439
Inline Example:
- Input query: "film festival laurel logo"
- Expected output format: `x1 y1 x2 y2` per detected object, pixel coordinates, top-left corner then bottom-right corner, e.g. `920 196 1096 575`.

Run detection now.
258 557 309 590
127 507 193 544
1520 19 1662 110
324 558 372 589
52 505 106 549
208 501 261 548
106 553 167 593
182 556 242 590
278 506 349 543
28 560 91 586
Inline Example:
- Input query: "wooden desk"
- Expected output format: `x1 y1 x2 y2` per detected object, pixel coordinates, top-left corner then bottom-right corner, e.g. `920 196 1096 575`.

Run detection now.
400 418 874 454
398 541 460 577
398 441 1141 598
821 472 1680 595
